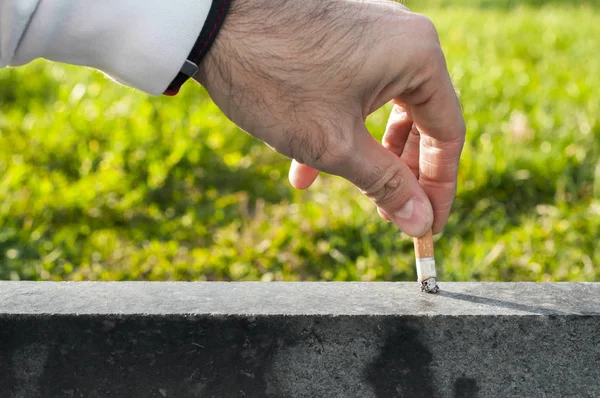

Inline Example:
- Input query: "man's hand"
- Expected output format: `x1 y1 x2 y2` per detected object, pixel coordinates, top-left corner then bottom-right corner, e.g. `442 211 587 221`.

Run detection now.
195 0 465 237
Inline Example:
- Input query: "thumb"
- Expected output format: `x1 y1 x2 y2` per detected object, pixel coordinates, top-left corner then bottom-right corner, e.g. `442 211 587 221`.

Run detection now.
289 160 320 190
335 127 433 237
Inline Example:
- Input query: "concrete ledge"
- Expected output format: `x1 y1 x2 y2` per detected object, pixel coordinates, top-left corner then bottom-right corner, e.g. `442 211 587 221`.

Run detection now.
1 282 599 397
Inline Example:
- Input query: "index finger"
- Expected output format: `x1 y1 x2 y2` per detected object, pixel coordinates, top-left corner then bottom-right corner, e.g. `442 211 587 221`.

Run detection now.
398 55 465 234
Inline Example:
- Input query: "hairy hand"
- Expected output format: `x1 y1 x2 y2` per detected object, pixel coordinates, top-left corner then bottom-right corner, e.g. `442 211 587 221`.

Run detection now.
195 0 465 237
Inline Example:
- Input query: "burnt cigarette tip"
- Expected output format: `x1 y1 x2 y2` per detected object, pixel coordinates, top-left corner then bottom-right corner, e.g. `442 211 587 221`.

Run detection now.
420 277 440 294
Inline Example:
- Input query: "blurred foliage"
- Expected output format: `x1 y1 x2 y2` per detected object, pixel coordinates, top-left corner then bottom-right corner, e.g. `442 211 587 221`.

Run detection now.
0 3 598 282
410 0 600 8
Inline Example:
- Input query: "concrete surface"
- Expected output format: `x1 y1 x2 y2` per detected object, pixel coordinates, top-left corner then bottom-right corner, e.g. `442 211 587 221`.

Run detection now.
1 282 599 397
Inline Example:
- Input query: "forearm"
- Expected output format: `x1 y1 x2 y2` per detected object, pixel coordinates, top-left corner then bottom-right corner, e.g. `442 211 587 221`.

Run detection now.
0 0 212 95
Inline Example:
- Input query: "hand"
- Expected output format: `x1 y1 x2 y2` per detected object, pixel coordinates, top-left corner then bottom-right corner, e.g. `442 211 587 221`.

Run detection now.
195 0 465 237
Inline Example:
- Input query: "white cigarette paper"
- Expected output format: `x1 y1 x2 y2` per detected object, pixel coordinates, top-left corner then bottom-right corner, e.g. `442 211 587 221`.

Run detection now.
416 256 437 282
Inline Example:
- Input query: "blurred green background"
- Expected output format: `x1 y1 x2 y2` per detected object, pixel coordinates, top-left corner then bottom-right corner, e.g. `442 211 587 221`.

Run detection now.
0 0 598 282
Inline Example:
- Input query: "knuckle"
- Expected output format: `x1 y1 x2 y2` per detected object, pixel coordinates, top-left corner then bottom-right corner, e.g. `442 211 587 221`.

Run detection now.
412 14 439 41
361 165 408 206
396 16 446 99
405 49 447 102
410 16 444 67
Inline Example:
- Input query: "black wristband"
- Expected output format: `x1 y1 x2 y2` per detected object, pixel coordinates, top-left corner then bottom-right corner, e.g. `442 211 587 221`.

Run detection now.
164 0 231 96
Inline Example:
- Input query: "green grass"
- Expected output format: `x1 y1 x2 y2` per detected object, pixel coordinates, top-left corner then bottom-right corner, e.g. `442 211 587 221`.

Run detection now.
409 0 600 8
0 4 598 282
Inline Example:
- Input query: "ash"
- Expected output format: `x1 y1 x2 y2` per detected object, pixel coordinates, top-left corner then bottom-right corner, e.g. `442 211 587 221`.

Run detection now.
420 277 440 294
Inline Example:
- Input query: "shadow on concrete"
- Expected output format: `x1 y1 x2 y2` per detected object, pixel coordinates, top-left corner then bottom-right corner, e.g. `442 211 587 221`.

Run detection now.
437 290 577 315
453 377 480 398
365 319 435 398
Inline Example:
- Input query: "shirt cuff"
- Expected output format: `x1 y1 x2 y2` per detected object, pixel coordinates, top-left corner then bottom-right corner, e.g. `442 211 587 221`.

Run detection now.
11 0 213 95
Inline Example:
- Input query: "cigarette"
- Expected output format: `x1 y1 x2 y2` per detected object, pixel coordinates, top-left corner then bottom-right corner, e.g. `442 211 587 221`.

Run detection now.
413 230 439 293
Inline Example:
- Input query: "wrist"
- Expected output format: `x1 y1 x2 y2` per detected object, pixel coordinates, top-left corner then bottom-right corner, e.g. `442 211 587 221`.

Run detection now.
166 0 232 95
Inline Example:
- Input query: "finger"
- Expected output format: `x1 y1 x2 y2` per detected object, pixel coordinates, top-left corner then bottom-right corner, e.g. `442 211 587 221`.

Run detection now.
288 160 320 190
378 103 419 224
383 102 420 179
400 123 421 179
334 124 433 237
382 103 412 158
377 207 391 222
399 56 466 234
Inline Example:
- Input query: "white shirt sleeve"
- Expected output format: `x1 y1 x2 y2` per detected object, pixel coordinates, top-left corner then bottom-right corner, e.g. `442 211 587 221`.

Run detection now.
0 0 212 95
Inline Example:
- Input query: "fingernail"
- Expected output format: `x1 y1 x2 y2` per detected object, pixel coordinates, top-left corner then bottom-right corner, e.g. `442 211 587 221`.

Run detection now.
393 198 430 236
